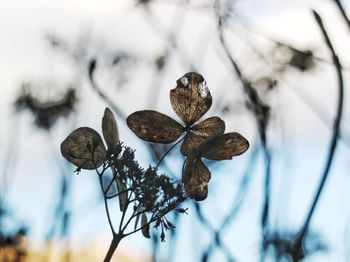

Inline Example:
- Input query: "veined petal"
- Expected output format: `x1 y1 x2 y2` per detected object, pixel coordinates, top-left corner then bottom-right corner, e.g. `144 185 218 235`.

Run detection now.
180 132 203 156
199 132 249 160
102 108 119 149
127 110 184 143
61 127 107 169
180 117 225 156
170 72 212 126
183 155 211 201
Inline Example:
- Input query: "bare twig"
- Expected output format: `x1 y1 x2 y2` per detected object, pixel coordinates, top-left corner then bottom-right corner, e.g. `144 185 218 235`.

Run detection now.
296 9 344 251
215 12 272 258
88 59 126 120
332 0 350 32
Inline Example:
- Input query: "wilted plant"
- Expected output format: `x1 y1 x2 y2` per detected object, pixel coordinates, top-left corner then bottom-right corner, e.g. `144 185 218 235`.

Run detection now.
60 72 249 261
61 108 186 261
127 72 249 200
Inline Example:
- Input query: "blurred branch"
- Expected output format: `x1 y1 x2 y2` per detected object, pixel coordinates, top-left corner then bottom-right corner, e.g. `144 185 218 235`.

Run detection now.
88 59 127 120
202 146 259 261
296 9 344 253
215 10 272 258
192 203 236 262
332 0 350 32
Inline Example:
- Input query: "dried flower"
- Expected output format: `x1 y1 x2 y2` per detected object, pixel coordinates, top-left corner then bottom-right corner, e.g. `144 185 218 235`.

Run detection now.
183 132 249 201
127 72 225 156
60 107 186 247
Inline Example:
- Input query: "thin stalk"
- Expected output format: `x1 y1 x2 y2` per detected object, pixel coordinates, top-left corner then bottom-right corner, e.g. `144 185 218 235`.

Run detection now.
216 15 272 257
155 137 184 169
297 10 344 243
332 0 350 31
98 174 116 235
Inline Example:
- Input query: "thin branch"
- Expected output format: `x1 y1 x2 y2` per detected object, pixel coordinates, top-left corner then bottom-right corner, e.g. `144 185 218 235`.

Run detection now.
216 13 272 256
155 137 184 169
297 9 344 242
332 0 350 32
202 146 259 261
88 59 126 120
98 173 117 235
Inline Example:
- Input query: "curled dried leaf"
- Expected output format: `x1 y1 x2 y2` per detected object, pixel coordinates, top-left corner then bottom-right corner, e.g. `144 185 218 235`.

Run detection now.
170 72 212 126
102 108 119 149
183 155 211 201
61 127 107 169
127 110 184 143
180 116 225 156
141 213 150 238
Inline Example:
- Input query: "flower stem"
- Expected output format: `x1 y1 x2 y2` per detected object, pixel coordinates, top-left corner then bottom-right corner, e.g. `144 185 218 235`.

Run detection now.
104 234 122 262
155 137 184 169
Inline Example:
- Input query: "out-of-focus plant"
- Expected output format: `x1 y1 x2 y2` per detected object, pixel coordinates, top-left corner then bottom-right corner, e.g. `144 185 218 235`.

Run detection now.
15 84 76 129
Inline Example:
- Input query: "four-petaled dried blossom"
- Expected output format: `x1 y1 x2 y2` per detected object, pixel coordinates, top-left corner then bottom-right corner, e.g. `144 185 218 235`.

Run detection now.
127 72 225 156
183 132 249 201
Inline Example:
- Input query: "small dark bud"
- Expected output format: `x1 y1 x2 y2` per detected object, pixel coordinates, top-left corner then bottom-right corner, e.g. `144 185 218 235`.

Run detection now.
175 208 188 214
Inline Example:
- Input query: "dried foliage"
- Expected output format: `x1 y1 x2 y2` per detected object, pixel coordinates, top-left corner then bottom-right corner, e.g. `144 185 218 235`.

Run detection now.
127 72 249 201
127 72 226 156
183 132 249 200
60 107 186 261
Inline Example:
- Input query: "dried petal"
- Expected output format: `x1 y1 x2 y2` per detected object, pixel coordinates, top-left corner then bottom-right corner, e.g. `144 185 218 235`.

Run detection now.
134 205 143 230
181 132 204 157
180 117 225 156
61 127 107 169
116 178 127 211
183 155 211 201
199 132 249 160
102 108 119 149
127 110 184 143
141 213 150 238
170 72 212 126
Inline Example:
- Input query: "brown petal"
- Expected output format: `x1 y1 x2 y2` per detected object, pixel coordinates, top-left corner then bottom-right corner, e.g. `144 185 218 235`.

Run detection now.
141 213 151 238
127 110 184 143
199 132 249 160
180 132 204 156
116 178 127 211
182 155 211 201
102 108 119 149
170 72 212 126
180 117 225 156
61 127 107 169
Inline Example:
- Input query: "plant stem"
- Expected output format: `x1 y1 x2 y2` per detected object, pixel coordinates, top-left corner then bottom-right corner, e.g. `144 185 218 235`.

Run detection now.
297 9 344 243
98 174 116 235
332 0 350 31
104 234 122 262
155 137 184 169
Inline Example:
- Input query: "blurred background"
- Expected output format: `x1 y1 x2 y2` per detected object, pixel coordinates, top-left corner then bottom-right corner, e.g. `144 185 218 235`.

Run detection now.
0 0 350 261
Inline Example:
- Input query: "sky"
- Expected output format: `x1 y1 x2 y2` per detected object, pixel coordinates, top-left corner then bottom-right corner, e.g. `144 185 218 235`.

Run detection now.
0 0 350 261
